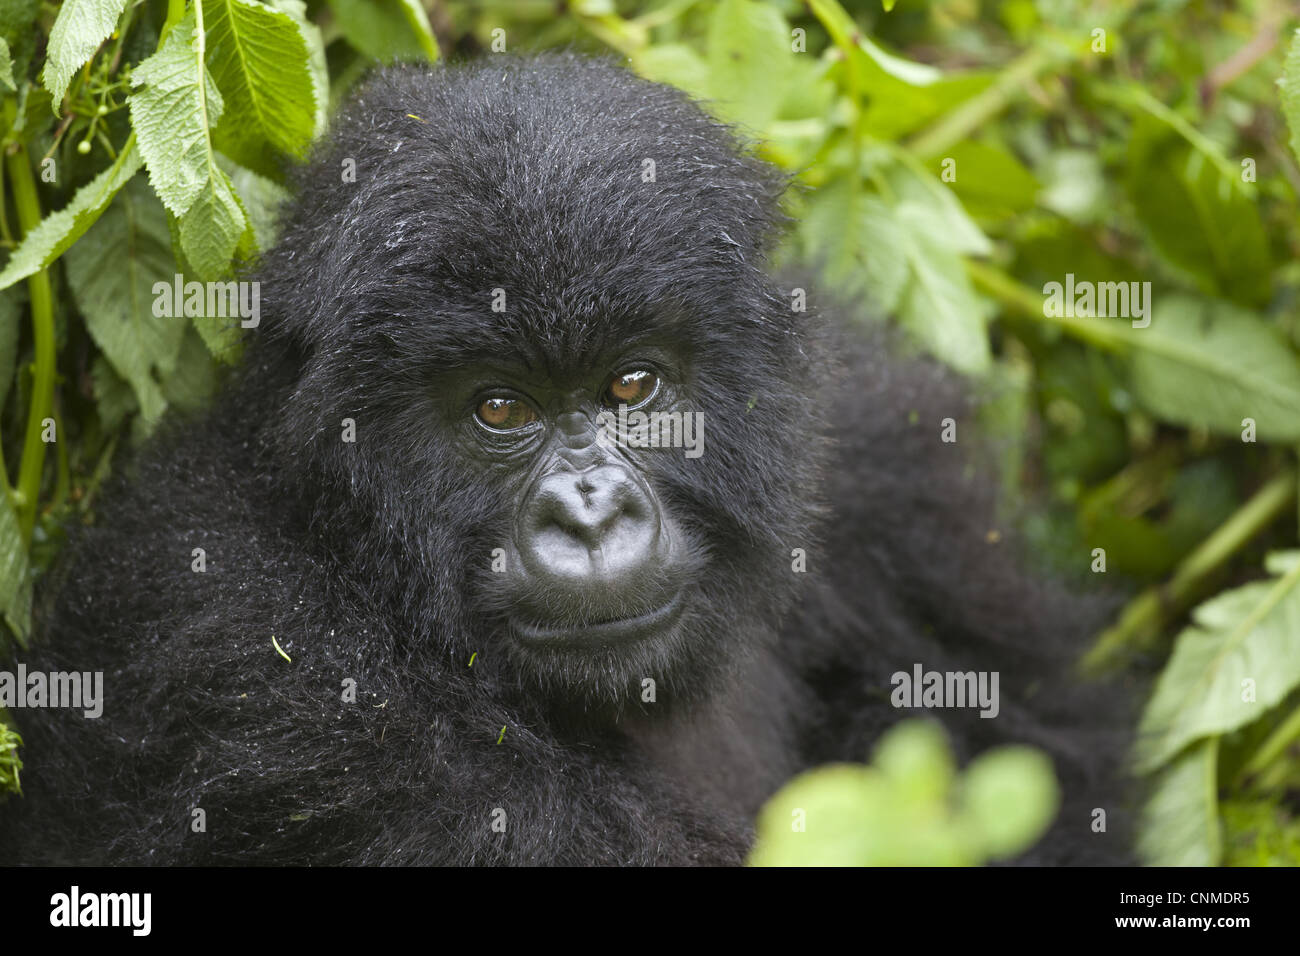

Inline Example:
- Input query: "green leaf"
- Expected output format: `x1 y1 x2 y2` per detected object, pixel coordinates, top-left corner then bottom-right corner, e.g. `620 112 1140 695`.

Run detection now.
884 159 992 257
64 177 182 427
1137 738 1221 866
1130 296 1300 442
0 0 41 83
1127 117 1270 306
129 7 245 278
750 762 902 866
326 0 436 62
896 228 991 375
91 355 137 434
0 36 14 91
0 139 142 292
749 720 1059 865
0 483 31 648
179 171 245 280
632 43 710 102
803 163 991 373
1037 149 1105 223
1135 553 1300 773
873 718 955 804
265 0 328 135
220 155 290 252
808 0 992 140
41 0 127 111
749 721 971 866
395 0 439 61
930 141 1039 220
1277 29 1300 165
129 9 226 215
205 0 319 176
959 746 1060 860
161 324 219 412
706 0 793 132
801 181 908 310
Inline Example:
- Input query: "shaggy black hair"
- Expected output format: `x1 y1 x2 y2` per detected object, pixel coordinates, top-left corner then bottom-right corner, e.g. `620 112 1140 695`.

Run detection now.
1 54 1129 865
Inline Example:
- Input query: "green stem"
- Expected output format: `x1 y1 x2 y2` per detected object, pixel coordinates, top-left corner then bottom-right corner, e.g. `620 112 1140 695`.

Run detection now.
1083 467 1298 673
966 259 1134 353
163 0 187 40
1237 701 1300 785
3 100 55 547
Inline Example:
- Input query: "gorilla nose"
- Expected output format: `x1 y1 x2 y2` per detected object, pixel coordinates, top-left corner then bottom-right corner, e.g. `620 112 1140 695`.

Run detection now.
519 465 663 584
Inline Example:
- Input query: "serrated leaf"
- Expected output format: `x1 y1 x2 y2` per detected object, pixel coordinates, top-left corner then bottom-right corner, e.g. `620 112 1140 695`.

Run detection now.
801 181 908 311
64 177 182 426
129 9 226 215
0 140 142 291
896 228 991 374
179 171 244 279
1130 296 1300 442
41 0 126 110
885 159 992 257
1135 556 1300 773
220 155 289 252
265 0 328 134
1137 738 1220 866
130 7 245 278
205 0 318 176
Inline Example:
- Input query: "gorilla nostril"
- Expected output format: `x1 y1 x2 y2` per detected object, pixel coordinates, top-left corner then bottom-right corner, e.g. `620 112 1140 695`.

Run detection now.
521 466 663 581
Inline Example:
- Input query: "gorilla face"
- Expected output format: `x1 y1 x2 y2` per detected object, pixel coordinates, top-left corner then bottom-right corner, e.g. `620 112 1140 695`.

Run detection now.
257 57 830 714
477 366 694 648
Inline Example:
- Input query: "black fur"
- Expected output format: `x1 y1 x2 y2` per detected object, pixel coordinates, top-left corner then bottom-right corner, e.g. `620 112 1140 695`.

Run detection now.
1 54 1128 865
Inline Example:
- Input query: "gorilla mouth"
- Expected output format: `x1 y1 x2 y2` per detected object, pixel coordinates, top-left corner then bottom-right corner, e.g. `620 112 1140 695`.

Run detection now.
511 592 686 645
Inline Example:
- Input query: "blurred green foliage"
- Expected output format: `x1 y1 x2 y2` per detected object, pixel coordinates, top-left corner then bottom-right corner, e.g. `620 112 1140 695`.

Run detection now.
750 720 1060 866
1 0 1299 865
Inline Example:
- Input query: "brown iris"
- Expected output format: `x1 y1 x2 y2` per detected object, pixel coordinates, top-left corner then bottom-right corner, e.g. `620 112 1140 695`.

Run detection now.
603 369 659 409
476 397 537 431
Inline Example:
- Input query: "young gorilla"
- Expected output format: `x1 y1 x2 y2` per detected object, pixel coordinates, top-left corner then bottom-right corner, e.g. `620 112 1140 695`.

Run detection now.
2 55 1127 865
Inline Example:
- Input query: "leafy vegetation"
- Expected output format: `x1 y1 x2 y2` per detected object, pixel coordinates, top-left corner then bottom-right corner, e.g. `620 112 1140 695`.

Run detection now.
1 0 1299 865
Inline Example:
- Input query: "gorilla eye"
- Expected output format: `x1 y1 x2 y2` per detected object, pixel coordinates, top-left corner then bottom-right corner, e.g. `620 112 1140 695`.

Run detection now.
476 397 537 431
604 369 659 409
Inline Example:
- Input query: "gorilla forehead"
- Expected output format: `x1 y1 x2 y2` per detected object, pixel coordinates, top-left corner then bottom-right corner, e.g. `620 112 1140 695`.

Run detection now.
260 54 788 358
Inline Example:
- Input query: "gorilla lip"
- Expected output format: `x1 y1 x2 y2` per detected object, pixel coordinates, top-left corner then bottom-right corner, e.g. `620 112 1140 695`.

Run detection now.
510 592 685 644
